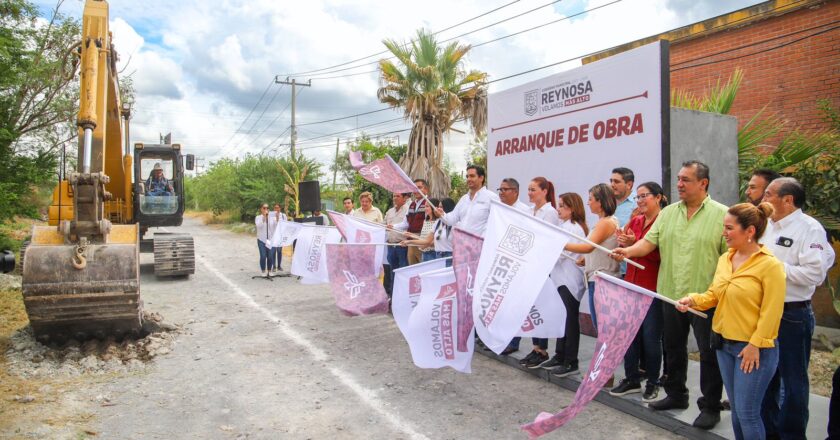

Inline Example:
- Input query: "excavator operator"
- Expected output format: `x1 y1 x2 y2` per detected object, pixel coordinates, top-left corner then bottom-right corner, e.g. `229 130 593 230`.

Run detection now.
146 163 174 196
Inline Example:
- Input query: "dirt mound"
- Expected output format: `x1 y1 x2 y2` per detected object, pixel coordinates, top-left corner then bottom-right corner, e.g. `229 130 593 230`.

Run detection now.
5 312 181 378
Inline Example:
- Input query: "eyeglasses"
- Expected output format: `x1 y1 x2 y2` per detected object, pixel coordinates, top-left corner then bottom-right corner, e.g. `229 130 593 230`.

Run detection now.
497 188 515 193
634 193 653 201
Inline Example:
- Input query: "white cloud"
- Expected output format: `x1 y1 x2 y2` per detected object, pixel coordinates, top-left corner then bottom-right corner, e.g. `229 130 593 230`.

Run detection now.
43 0 764 173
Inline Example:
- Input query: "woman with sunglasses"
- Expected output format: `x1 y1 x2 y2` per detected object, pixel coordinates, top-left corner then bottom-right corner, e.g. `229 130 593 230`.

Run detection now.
255 203 275 277
609 182 668 402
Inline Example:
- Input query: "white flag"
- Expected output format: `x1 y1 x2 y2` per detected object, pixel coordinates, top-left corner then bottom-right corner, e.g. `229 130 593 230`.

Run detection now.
327 210 387 275
405 267 475 373
473 201 569 354
392 258 450 339
268 220 303 249
515 279 566 338
290 225 342 284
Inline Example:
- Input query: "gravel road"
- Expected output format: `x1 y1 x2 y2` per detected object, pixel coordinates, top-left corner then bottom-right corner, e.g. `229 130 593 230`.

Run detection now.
10 218 679 439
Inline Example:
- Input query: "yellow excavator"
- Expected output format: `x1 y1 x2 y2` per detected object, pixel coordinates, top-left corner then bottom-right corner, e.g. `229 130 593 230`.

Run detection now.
22 0 194 343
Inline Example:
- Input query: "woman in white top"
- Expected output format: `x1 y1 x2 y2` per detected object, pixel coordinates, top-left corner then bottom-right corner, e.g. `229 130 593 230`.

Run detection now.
254 203 275 277
542 192 589 377
401 198 457 265
519 177 561 369
401 198 440 262
270 203 287 273
563 183 619 332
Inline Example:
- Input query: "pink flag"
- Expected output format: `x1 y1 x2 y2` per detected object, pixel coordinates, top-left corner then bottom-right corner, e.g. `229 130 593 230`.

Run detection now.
325 243 389 316
451 227 483 353
521 272 653 438
348 151 419 194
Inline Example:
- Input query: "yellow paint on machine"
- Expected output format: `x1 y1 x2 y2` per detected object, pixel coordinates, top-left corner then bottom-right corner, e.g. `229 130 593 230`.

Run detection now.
29 224 138 246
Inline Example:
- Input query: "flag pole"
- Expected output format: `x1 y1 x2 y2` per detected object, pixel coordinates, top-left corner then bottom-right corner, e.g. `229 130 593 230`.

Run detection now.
327 210 420 239
334 242 424 247
595 271 708 319
491 200 646 271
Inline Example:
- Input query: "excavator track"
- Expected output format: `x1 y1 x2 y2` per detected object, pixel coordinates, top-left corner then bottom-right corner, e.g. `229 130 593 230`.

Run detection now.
153 234 195 277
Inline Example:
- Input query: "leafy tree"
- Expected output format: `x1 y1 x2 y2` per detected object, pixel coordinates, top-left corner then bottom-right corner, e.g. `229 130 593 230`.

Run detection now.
332 136 407 213
378 29 487 198
0 0 81 220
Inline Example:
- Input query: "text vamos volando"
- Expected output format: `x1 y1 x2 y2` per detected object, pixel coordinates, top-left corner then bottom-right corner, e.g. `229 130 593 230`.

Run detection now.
494 113 645 157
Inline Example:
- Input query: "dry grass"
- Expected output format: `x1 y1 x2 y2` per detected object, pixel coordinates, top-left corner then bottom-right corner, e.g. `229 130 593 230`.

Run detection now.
184 209 237 225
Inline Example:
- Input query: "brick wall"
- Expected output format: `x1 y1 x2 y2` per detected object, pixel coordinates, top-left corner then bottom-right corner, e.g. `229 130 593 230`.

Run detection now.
669 1 839 136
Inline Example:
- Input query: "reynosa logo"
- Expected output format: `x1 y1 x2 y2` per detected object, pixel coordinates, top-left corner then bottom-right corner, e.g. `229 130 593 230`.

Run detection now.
499 225 534 256
355 229 371 243
524 89 539 116
342 270 365 298
359 165 382 179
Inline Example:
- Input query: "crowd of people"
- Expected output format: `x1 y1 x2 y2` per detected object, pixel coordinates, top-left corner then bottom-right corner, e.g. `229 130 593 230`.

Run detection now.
255 160 836 439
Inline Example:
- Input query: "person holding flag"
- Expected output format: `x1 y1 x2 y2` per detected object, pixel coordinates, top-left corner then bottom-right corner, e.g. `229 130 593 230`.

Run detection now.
496 177 531 355
609 182 667 402
434 165 499 237
269 203 286 274
519 177 560 369
562 183 620 331
389 179 430 265
540 192 588 377
676 202 785 440
612 160 727 430
352 192 383 224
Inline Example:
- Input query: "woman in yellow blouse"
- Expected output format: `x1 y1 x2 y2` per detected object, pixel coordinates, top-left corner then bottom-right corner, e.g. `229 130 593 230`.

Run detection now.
676 202 784 440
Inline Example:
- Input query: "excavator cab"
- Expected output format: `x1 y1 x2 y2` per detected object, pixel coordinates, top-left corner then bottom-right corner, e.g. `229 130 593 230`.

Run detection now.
134 143 196 277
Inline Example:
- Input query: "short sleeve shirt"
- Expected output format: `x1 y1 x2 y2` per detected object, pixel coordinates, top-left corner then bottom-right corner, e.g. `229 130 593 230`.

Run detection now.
645 195 728 299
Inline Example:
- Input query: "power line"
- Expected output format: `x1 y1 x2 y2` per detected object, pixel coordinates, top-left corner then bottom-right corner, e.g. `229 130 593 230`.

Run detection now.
228 83 287 153
297 107 393 127
291 0 568 80
213 79 275 153
280 0 523 77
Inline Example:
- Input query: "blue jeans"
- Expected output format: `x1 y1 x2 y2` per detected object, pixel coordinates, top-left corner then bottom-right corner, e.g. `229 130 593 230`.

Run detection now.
587 281 597 331
385 246 409 296
761 305 815 439
717 341 779 440
257 240 274 271
421 250 437 262
270 246 282 270
623 298 664 384
436 251 453 266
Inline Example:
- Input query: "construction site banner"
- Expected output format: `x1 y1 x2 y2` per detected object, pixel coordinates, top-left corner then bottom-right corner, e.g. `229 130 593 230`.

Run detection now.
487 41 669 227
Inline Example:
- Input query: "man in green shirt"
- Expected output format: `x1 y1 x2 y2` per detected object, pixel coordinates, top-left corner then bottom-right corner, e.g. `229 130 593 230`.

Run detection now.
613 160 728 430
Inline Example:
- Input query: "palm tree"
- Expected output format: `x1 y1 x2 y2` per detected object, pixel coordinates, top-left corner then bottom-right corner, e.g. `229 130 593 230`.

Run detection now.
377 29 488 198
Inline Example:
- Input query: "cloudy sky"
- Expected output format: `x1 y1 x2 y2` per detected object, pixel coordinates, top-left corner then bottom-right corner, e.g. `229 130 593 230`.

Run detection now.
37 0 763 177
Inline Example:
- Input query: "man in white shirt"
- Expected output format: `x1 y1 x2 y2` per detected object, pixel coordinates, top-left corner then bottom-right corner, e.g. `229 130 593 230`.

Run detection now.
435 165 499 237
389 179 430 265
383 192 411 295
497 177 530 213
760 177 835 439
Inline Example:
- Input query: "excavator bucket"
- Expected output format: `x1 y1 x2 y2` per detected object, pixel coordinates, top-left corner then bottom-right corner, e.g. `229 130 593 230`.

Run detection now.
21 225 142 343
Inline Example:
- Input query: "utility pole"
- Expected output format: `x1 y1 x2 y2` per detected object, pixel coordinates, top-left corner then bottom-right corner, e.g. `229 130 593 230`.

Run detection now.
333 138 340 189
275 76 311 160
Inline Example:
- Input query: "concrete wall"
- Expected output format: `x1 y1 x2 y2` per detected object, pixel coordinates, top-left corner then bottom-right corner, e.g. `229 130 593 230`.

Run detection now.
669 108 739 207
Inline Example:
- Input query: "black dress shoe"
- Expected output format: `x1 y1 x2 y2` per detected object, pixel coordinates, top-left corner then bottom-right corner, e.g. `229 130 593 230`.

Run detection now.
648 394 689 411
692 410 721 430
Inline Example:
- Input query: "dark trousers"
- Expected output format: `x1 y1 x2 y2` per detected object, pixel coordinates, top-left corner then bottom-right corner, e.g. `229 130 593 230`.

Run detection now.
829 365 840 440
762 305 815 439
661 303 723 411
257 240 274 272
624 298 664 384
554 285 580 366
384 246 408 297
270 246 282 270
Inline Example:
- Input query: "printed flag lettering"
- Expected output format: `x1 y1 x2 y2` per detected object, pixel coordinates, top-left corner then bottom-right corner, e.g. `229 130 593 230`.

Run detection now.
326 243 389 316
327 210 387 274
516 279 565 338
290 225 342 284
405 267 474 373
521 272 654 438
392 258 449 339
472 201 568 353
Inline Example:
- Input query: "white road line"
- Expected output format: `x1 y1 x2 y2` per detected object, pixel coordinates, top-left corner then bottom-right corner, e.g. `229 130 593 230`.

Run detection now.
196 255 430 440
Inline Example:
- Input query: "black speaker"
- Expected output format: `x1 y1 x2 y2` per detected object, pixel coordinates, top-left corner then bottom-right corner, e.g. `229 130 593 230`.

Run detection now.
298 180 321 213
